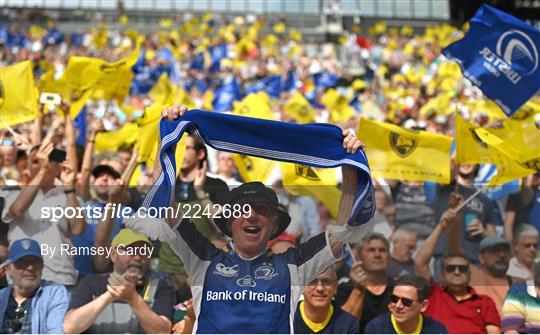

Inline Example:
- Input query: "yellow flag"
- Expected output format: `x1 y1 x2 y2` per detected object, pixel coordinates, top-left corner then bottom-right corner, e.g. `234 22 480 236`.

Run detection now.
281 163 340 219
69 87 94 119
400 25 413 36
289 28 302 42
0 61 39 127
509 100 540 122
136 103 162 164
148 73 175 104
93 40 141 102
358 118 453 183
273 22 286 34
94 123 138 154
159 18 173 29
233 92 274 120
62 39 141 104
91 24 109 49
283 93 315 124
233 154 276 183
119 15 129 25
28 25 47 39
148 73 194 107
456 114 494 164
456 113 540 164
321 89 355 123
371 21 387 35
475 128 537 185
136 102 186 175
128 164 142 186
419 92 453 118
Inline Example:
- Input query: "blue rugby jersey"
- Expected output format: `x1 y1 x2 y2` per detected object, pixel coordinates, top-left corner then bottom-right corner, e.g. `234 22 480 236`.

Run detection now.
167 218 340 334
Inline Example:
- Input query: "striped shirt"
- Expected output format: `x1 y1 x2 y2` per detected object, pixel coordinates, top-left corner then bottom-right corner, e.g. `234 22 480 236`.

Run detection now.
501 281 540 334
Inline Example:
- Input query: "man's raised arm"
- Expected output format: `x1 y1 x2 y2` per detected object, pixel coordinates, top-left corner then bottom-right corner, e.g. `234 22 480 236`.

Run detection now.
328 129 365 258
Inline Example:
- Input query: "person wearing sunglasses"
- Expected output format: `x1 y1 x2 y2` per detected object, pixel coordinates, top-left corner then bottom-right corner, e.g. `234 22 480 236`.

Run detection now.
0 238 69 334
293 268 358 334
414 194 502 334
365 275 448 334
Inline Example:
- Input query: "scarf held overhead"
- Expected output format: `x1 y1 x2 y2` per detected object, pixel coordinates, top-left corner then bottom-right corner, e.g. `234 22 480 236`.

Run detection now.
142 109 375 226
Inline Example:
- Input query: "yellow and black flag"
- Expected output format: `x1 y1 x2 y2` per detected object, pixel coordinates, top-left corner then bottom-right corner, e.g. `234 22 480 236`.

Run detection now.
281 163 340 219
358 118 453 183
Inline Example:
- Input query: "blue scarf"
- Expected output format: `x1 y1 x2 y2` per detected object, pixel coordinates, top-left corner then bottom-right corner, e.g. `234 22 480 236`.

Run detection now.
142 110 374 226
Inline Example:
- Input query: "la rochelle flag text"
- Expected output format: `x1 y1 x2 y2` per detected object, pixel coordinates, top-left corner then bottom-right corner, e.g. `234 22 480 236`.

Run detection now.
443 4 540 116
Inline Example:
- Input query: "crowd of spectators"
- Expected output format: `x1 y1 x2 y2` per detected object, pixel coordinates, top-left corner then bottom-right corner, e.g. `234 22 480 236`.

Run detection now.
0 10 539 334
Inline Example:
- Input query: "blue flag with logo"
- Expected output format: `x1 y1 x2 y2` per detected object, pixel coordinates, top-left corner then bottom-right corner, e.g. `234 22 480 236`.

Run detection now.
313 72 338 90
442 4 540 115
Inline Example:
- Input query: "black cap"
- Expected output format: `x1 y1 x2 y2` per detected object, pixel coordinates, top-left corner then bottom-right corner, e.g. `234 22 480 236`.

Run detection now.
92 165 121 179
214 182 291 239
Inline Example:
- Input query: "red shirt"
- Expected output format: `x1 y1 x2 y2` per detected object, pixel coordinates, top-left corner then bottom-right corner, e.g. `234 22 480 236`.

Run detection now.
424 282 501 334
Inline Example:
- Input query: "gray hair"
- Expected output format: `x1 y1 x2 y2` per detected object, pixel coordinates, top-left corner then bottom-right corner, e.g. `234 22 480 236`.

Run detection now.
391 228 417 243
353 232 390 252
514 224 539 245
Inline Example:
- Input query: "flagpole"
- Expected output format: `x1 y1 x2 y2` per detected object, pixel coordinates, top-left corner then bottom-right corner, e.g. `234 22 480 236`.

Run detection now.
0 116 20 138
452 185 487 213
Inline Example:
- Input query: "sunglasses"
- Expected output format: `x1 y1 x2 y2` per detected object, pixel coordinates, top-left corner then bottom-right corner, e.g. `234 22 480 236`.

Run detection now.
11 303 27 332
308 278 336 287
390 294 414 307
445 264 470 273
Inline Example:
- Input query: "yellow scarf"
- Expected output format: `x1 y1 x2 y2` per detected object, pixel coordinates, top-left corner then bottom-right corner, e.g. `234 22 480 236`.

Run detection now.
299 301 334 333
391 314 423 334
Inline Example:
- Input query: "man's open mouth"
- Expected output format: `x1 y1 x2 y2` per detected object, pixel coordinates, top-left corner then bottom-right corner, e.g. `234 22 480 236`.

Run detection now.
243 226 262 234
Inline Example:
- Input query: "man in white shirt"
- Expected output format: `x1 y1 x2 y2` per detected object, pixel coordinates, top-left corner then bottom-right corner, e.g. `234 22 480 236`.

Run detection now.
507 224 538 282
2 144 86 286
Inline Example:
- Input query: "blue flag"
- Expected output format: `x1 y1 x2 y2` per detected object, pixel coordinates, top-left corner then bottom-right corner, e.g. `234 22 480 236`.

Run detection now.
282 70 297 92
313 72 338 90
74 107 87 146
442 4 540 115
43 28 63 45
213 77 242 113
190 52 205 71
209 44 228 73
246 75 282 99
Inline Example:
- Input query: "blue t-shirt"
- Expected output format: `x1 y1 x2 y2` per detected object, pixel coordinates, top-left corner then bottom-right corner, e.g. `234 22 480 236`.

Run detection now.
170 218 339 334
365 313 448 334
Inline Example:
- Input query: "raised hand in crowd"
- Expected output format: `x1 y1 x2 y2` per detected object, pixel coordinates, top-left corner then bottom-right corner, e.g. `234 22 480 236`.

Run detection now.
107 178 127 204
414 191 461 282
60 163 76 188
349 261 368 291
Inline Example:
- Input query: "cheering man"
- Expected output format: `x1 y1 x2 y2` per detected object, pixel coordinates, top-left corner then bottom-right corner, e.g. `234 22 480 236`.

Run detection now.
131 105 373 333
